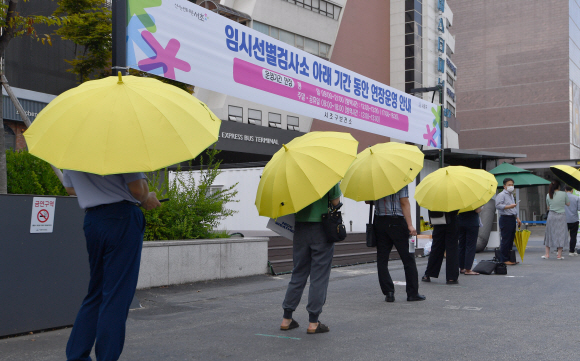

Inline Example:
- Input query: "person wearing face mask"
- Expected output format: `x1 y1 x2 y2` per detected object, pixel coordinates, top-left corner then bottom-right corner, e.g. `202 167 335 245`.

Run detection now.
495 178 522 265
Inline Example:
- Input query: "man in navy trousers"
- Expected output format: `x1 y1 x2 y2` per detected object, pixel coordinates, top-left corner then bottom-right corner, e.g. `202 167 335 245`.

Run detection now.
63 171 160 361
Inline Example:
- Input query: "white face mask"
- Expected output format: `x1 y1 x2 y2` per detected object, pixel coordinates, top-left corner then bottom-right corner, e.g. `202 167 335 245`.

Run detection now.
506 186 515 193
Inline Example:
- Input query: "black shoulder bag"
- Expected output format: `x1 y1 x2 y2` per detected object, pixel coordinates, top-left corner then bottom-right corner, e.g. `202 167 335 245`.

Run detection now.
321 194 347 243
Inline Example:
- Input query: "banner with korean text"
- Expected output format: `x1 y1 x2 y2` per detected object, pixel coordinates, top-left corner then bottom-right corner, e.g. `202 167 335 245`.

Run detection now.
126 0 441 147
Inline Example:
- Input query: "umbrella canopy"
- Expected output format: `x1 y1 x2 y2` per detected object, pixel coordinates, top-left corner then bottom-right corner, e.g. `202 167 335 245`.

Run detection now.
489 162 530 175
514 229 531 262
415 166 491 212
23 73 221 175
493 172 550 189
550 165 580 190
255 131 358 219
339 142 424 202
458 169 498 213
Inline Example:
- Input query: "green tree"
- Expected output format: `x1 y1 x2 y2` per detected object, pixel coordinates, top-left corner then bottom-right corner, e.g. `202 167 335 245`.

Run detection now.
53 0 112 82
144 148 238 241
6 149 67 195
0 0 67 194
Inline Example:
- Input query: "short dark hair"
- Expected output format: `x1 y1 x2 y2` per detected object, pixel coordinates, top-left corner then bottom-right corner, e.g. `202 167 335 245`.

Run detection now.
566 185 574 192
503 178 514 185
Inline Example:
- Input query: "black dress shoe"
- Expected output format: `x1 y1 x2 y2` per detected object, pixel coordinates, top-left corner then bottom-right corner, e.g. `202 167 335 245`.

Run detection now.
407 294 426 302
421 275 431 282
446 280 459 285
385 292 395 302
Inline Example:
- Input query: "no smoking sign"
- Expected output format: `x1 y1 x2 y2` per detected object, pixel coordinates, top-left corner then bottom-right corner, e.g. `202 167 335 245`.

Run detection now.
30 197 56 233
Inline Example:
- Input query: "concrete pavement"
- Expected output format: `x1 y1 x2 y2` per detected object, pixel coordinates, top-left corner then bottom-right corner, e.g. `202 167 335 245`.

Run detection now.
2 226 579 361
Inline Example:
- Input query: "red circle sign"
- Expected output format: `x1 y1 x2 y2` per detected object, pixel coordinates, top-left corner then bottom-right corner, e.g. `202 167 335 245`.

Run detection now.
37 209 49 223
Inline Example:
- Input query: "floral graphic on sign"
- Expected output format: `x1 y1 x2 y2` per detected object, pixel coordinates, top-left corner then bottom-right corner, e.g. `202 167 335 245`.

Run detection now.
138 31 191 79
423 107 441 147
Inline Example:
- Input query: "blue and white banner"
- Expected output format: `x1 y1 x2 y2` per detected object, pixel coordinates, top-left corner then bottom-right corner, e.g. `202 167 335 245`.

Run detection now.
126 0 441 147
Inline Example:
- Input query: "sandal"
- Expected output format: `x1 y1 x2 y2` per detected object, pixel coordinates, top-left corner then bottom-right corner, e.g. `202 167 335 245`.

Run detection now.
464 271 479 275
460 269 466 274
541 256 549 259
307 322 329 334
280 319 299 331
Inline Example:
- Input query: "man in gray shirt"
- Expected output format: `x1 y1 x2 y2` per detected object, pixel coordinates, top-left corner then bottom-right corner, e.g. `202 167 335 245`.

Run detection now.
63 171 160 361
495 178 522 265
565 185 580 256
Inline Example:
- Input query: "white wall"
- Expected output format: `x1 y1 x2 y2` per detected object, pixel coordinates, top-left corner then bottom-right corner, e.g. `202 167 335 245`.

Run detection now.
175 166 418 233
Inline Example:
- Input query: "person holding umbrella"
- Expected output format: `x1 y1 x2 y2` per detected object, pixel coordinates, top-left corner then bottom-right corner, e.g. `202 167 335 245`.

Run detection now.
543 180 569 260
339 142 425 302
372 186 425 302
416 167 494 284
63 172 161 360
457 206 483 275
23 73 222 360
280 184 342 334
495 178 522 265
255 132 359 334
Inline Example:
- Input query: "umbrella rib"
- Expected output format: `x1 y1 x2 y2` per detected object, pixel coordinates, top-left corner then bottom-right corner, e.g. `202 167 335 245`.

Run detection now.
123 86 155 171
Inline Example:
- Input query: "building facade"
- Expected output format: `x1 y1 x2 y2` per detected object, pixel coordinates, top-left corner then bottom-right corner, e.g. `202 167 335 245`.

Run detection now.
390 0 459 148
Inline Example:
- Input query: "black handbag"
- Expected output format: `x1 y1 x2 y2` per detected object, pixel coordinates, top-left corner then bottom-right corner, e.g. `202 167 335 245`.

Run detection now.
321 195 347 243
472 260 497 275
366 203 376 247
494 249 516 263
494 261 508 275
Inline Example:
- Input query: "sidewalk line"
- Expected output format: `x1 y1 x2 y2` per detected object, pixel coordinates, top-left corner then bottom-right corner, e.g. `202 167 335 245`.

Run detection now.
255 334 301 340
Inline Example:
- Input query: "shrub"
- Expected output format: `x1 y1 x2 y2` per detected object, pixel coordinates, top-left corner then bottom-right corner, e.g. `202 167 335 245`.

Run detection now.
144 148 238 241
6 150 67 195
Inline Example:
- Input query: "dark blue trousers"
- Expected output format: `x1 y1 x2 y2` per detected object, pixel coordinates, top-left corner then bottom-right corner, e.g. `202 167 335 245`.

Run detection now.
458 225 479 270
499 215 516 263
66 202 145 361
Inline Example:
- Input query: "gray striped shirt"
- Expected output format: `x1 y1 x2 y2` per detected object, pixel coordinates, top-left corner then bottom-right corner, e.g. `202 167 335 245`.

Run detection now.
495 189 517 216
375 186 409 217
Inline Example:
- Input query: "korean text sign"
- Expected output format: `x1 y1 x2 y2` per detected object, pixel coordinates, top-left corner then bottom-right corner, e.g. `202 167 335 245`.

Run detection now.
30 197 56 233
126 0 441 147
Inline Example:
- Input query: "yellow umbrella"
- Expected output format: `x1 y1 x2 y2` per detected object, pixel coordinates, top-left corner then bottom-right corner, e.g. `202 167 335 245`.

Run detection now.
255 131 358 219
23 73 221 175
458 170 498 213
550 165 580 190
339 142 424 202
415 166 491 212
514 229 531 262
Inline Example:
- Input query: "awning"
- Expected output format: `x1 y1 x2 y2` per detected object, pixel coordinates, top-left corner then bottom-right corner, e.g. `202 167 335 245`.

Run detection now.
3 96 47 123
197 1 251 24
422 148 526 168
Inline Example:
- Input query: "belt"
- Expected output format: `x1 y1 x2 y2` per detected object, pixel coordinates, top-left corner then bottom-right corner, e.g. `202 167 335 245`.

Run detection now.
85 200 139 212
376 215 405 218
500 214 516 218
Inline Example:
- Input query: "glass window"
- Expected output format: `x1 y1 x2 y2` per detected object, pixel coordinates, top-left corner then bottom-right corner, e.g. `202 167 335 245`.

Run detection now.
287 115 299 126
287 116 300 131
248 109 262 125
319 1 326 13
415 0 422 13
319 43 329 58
253 21 269 36
295 35 304 49
333 6 341 19
228 106 243 122
270 27 279 39
279 30 295 46
414 10 422 25
305 38 319 55
447 73 454 88
268 113 282 128
4 125 15 150
312 0 319 8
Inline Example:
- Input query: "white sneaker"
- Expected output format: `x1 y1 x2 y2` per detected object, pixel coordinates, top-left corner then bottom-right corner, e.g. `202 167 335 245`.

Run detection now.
569 253 575 257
